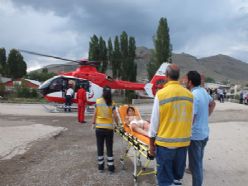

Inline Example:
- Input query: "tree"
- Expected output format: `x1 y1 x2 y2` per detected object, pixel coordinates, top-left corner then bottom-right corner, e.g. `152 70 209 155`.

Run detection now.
89 35 108 73
147 17 172 80
7 49 27 79
0 48 7 76
98 36 108 73
112 36 121 78
120 31 129 80
128 36 137 82
205 76 215 83
27 68 56 82
88 35 100 62
107 38 113 68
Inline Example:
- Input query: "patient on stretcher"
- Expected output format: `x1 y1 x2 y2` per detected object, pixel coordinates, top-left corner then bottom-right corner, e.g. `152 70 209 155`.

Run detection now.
125 106 150 137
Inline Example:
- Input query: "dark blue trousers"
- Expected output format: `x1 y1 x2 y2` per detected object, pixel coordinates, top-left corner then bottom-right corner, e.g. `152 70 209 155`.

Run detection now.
156 146 187 186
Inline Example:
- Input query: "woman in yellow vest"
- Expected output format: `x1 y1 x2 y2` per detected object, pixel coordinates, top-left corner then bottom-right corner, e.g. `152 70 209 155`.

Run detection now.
91 86 118 173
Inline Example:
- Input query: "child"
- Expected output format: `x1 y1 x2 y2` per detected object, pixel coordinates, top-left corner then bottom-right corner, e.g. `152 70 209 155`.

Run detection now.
125 106 150 137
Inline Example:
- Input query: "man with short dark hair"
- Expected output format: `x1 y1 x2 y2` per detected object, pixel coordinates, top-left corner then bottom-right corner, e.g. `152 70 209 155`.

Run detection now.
149 64 193 186
186 71 216 186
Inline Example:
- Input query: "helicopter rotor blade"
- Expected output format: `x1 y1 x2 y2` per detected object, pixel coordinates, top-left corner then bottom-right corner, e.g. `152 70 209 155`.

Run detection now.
19 49 81 64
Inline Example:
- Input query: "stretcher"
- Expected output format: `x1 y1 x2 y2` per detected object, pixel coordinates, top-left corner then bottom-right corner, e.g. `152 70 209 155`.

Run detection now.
115 105 156 184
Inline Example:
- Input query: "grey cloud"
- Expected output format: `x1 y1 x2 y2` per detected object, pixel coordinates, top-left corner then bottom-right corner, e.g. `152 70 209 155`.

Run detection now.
2 0 248 70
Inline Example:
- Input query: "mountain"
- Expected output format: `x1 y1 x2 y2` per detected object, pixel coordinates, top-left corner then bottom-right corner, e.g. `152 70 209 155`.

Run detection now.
134 48 248 84
31 47 248 84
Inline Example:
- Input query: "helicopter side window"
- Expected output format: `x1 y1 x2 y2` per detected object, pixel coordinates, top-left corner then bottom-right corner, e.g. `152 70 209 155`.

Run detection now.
49 78 64 91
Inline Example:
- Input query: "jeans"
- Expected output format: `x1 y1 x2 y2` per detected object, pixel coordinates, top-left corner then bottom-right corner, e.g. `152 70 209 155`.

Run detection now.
188 138 208 186
156 146 187 186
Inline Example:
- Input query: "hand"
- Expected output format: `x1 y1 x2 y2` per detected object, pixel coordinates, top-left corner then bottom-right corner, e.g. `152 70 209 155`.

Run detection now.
149 144 156 157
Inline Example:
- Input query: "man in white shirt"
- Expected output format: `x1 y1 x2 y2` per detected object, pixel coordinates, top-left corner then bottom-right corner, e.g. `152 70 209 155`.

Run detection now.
65 84 74 112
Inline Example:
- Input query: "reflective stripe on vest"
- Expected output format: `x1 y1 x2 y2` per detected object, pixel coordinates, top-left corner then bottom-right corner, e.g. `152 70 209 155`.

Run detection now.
96 123 113 129
159 96 193 106
156 136 190 143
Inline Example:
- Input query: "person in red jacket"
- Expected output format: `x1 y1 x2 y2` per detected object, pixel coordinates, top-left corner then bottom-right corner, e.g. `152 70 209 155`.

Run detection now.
77 85 87 123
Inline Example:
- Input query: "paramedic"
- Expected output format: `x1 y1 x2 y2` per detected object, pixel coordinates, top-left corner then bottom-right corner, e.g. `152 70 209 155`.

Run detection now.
77 85 87 123
186 71 216 186
149 64 193 186
91 86 119 173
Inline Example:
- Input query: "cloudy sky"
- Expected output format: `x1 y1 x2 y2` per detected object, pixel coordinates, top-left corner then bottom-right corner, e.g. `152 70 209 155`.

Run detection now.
1 0 248 71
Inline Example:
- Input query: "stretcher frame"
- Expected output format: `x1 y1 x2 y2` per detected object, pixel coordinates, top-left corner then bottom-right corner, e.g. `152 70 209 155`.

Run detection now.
115 105 157 184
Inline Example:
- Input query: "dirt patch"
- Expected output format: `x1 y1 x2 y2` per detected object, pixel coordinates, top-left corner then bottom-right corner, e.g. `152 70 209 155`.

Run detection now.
0 116 155 186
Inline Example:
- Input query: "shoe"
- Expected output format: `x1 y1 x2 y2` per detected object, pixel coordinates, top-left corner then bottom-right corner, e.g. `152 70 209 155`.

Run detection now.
173 179 182 185
98 163 104 171
108 165 115 173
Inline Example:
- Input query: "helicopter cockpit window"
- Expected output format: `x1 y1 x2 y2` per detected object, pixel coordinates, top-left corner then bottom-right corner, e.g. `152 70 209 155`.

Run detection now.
76 80 90 92
49 78 64 91
39 76 57 89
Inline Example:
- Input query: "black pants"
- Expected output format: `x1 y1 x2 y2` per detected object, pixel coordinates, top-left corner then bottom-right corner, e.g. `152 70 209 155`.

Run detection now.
96 128 114 157
65 95 72 111
95 128 114 171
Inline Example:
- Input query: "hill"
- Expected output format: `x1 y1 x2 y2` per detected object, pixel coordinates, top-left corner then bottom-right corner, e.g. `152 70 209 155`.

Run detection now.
31 47 248 84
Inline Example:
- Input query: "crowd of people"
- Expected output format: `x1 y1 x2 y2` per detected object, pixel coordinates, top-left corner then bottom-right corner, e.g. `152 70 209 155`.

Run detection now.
64 64 216 186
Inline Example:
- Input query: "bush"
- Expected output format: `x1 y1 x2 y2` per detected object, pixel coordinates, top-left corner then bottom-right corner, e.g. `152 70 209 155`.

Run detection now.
15 85 38 98
0 84 6 97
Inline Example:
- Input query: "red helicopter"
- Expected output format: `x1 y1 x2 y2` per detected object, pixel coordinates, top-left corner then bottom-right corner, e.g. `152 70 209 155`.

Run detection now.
20 50 169 105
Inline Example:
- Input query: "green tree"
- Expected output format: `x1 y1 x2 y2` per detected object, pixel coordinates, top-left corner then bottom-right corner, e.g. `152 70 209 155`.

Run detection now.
0 48 7 76
7 49 27 79
107 38 113 69
147 17 172 80
112 36 121 78
89 35 108 73
89 35 100 62
99 36 108 73
205 76 215 83
120 31 129 80
27 68 56 82
128 36 137 82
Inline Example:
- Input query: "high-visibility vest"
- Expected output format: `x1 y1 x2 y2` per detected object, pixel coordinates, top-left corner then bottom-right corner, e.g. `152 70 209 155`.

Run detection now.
155 81 193 148
95 98 115 130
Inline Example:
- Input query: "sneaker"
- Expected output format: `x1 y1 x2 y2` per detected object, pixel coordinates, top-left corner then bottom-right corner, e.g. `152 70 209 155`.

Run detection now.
108 165 115 173
98 163 104 171
173 179 182 185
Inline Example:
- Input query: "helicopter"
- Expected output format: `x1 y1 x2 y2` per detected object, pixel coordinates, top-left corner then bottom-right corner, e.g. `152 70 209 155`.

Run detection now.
20 50 169 105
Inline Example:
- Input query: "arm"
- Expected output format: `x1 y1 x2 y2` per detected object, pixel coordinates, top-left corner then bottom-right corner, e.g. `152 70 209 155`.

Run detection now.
148 96 160 157
209 100 216 116
92 108 97 126
124 116 130 125
113 110 119 126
